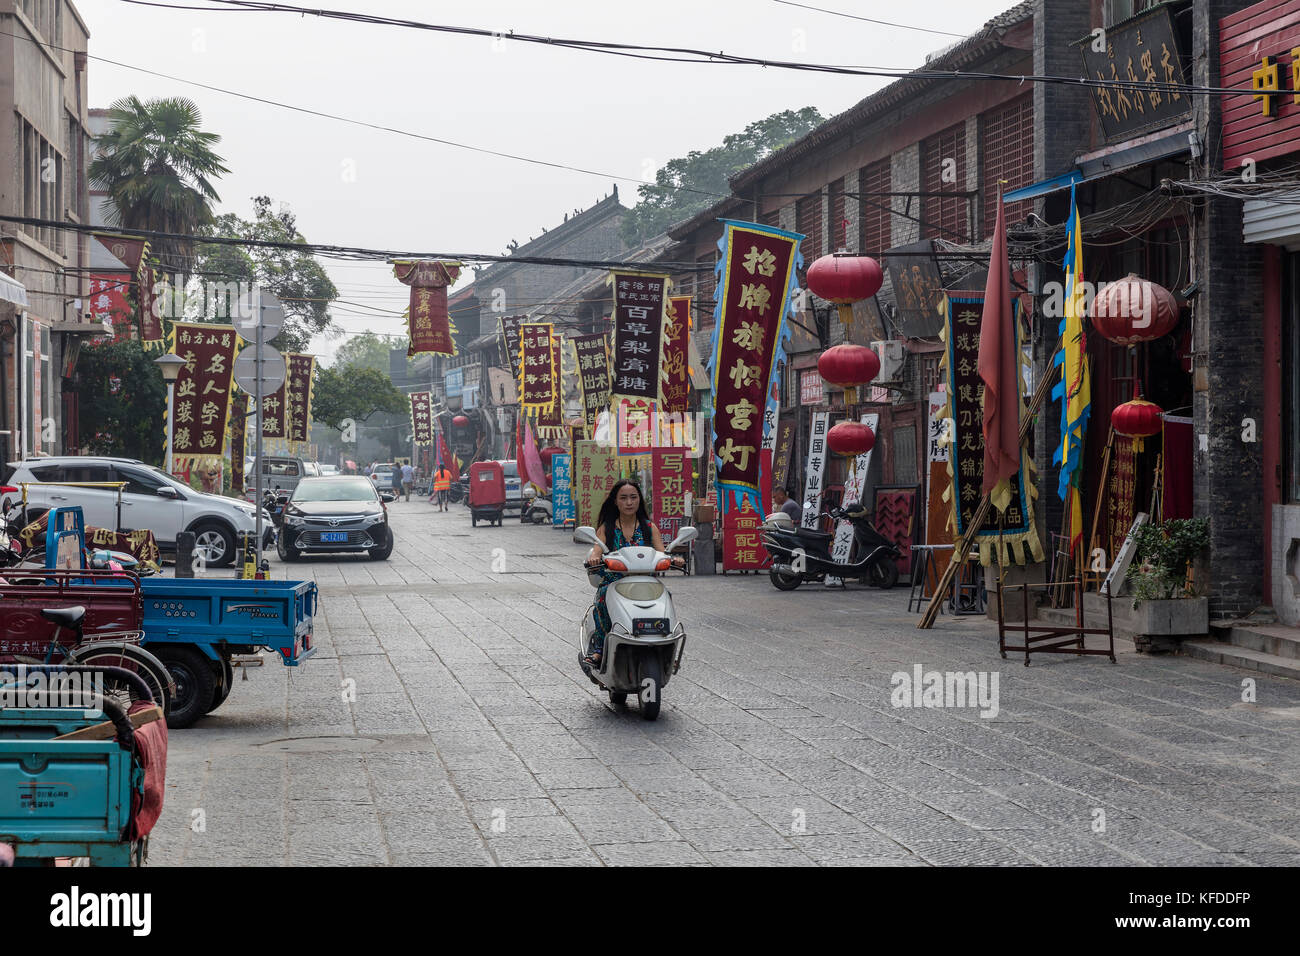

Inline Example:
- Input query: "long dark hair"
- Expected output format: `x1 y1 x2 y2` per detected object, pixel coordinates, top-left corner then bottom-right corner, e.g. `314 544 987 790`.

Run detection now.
596 478 652 545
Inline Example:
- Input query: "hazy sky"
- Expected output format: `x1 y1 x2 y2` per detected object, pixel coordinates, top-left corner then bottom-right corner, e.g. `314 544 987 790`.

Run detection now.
75 0 1017 361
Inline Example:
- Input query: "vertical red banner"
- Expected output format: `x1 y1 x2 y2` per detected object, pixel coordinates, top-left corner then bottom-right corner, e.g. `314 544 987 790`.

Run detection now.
722 497 767 570
169 322 238 464
711 222 799 511
518 323 556 414
411 391 434 446
395 260 461 356
284 354 315 443
663 296 692 416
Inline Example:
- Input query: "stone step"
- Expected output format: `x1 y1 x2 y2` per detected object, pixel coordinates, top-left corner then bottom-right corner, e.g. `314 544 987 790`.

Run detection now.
1206 624 1300 661
1179 639 1300 681
1036 603 1135 637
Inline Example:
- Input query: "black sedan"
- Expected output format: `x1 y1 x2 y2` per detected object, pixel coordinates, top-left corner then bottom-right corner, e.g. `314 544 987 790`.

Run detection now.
276 476 395 561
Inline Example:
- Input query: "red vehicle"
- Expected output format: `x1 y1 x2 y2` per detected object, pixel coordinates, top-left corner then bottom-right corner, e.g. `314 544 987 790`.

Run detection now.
468 461 505 528
0 568 174 714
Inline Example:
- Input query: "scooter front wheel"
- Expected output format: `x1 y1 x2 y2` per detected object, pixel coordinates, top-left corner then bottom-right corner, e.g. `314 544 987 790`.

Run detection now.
769 568 803 591
638 654 663 721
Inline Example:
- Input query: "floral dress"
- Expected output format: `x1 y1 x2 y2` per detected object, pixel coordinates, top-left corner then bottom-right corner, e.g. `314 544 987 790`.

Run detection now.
588 522 647 661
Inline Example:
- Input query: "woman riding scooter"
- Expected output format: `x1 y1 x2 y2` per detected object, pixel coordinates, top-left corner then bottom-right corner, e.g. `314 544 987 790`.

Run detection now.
582 479 684 669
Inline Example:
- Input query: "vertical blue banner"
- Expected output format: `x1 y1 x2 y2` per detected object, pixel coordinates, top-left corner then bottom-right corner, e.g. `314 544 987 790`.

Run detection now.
551 453 574 527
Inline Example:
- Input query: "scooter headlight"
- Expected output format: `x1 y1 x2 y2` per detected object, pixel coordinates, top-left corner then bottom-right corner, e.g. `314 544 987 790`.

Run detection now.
614 580 665 601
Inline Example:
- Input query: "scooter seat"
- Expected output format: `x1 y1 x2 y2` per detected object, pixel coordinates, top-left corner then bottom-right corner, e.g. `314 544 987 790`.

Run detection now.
793 529 834 542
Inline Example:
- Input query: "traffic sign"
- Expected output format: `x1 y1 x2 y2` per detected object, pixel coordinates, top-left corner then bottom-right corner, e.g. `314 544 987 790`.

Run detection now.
234 345 286 395
234 290 285 342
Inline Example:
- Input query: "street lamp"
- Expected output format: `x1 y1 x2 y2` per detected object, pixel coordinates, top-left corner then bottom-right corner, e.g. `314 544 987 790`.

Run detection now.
154 353 188 476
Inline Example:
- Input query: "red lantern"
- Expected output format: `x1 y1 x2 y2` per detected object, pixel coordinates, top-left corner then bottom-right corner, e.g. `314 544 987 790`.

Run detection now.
539 446 564 474
1090 273 1178 345
452 415 470 427
806 254 883 330
818 343 880 405
827 420 875 457
1112 396 1163 452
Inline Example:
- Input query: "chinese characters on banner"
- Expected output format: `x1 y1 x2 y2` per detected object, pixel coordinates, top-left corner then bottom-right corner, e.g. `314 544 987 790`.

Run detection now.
801 411 830 530
828 413 880 583
609 272 668 404
650 448 690 536
551 453 575 527
1107 438 1136 568
663 296 692 415
537 335 564 433
284 355 315 444
571 332 611 440
709 220 801 513
772 418 797 491
943 295 1042 565
924 389 952 577
169 322 238 466
394 260 461 356
518 323 557 415
93 233 162 342
410 391 434 446
722 497 767 571
571 440 621 530
500 315 525 378
88 274 134 341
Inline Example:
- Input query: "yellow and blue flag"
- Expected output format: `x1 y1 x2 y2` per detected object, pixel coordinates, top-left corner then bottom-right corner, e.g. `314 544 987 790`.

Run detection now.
1052 185 1091 553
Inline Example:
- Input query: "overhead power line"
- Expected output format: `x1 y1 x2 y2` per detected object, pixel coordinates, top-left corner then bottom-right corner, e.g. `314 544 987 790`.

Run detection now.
769 0 968 38
128 0 1260 98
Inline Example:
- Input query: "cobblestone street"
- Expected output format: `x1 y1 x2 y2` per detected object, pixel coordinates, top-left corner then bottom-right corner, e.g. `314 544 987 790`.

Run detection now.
153 501 1300 866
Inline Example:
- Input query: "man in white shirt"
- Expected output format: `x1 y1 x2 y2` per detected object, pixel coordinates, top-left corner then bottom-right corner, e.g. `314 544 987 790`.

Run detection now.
400 462 415 501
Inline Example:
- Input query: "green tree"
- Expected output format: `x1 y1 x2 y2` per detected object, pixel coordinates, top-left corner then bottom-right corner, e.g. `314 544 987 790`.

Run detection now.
197 197 340 352
311 364 409 431
69 338 167 463
332 331 405 376
89 96 229 270
621 107 824 246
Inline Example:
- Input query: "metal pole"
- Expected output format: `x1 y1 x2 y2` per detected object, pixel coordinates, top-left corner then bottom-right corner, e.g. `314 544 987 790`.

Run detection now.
254 289 264 572
165 380 175 476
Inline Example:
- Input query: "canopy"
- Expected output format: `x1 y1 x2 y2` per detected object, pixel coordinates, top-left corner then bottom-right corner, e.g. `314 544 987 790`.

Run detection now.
0 272 29 307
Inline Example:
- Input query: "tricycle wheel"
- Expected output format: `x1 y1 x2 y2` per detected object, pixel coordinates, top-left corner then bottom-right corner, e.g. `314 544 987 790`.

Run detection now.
608 690 627 707
206 654 234 714
471 515 477 527
70 644 173 719
153 646 216 729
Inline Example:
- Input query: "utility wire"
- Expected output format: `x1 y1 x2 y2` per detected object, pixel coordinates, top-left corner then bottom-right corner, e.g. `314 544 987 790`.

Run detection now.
135 0 1260 98
769 0 968 38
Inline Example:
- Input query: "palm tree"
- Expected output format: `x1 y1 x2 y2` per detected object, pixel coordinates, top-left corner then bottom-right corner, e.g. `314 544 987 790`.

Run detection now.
89 96 229 271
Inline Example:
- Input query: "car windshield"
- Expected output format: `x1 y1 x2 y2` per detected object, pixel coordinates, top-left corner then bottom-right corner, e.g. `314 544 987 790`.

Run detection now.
293 478 378 503
502 462 518 479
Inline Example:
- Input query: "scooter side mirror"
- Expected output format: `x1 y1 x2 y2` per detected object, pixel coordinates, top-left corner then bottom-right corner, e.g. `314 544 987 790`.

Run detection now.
574 526 606 552
666 526 698 551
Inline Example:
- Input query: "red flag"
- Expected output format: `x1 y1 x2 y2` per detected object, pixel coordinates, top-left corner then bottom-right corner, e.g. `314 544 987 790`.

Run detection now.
977 190 1020 498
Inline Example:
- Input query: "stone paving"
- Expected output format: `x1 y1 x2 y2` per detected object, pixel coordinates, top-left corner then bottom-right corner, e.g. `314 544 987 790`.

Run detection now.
151 499 1300 866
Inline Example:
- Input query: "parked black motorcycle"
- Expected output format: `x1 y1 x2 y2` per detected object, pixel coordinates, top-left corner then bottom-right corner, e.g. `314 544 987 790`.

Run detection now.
761 502 901 591
262 487 292 529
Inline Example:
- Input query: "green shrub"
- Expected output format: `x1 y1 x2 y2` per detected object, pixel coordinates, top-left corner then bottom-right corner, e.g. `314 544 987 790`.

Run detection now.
1126 518 1210 604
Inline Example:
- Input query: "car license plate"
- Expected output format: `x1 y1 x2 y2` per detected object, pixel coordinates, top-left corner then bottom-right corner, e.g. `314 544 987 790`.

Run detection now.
633 618 669 635
320 532 348 543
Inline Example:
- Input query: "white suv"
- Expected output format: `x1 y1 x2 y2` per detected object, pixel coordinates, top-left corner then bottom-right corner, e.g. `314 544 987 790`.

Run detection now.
5 456 271 567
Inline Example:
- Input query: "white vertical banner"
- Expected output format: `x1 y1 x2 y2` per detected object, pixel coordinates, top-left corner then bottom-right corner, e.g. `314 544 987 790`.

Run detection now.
925 389 949 514
827 413 879 586
801 410 830 530
761 373 781 452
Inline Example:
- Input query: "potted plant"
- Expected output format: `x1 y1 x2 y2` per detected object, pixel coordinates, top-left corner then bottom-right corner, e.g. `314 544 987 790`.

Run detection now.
1125 517 1211 652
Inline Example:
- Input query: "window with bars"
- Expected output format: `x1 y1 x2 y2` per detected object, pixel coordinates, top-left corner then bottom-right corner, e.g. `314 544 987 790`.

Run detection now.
981 94 1034 238
828 178 847 252
796 191 823 264
759 207 781 228
920 354 941 397
922 123 969 243
859 159 891 255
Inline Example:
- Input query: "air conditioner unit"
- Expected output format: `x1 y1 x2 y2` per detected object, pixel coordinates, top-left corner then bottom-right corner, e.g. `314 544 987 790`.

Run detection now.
872 340 906 382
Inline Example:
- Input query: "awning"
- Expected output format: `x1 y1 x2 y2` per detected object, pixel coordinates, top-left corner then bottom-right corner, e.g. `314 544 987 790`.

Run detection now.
1244 191 1300 250
1004 123 1194 204
0 272 29 308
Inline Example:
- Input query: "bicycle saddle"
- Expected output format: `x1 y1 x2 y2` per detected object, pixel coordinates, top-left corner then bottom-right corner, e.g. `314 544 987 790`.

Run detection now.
40 606 86 628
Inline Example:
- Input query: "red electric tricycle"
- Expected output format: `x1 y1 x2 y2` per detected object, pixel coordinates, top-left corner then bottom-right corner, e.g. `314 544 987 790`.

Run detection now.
468 460 505 528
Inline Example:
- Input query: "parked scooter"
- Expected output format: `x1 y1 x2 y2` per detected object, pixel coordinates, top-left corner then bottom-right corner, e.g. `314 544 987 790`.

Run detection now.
521 489 553 525
262 486 292 529
574 524 697 720
761 501 901 591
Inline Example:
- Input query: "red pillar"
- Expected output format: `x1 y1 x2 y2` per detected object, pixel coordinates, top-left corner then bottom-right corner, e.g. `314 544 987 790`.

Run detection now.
1262 245 1283 605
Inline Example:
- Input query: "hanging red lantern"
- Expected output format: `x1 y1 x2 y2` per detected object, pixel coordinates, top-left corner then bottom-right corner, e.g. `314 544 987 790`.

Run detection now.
818 343 880 404
452 415 470 427
1090 273 1179 345
1112 396 1164 452
806 254 883 329
827 420 875 457
539 446 564 474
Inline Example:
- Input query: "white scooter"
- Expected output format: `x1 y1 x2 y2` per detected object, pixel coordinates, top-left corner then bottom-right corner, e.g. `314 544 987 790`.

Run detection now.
574 524 697 721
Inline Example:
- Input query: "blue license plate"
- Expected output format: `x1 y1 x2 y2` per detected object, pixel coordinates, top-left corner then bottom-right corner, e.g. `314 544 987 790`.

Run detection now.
320 532 348 543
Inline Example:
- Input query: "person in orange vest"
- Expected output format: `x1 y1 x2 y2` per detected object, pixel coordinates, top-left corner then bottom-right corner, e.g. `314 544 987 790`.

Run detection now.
431 463 454 511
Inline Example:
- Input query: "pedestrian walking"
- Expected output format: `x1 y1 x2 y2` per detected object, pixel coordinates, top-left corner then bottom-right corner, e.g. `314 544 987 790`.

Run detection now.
432 463 454 511
391 463 404 501
401 461 414 501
